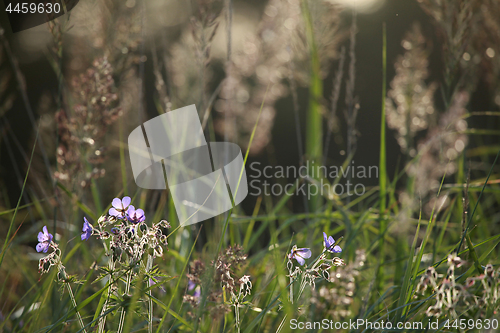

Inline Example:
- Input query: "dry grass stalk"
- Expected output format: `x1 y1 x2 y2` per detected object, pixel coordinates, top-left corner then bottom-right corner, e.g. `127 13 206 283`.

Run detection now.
386 23 437 156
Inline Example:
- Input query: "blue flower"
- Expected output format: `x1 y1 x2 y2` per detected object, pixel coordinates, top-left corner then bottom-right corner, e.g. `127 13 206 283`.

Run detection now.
109 196 131 218
36 226 53 253
81 217 92 241
288 245 312 266
323 232 342 253
193 286 201 299
188 280 196 291
126 205 145 224
187 281 201 302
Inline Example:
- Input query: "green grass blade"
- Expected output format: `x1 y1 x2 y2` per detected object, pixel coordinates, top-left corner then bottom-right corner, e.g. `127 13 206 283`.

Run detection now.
375 21 388 303
0 124 39 269
155 226 201 333
457 149 500 251
396 210 422 319
301 0 323 214
465 234 483 275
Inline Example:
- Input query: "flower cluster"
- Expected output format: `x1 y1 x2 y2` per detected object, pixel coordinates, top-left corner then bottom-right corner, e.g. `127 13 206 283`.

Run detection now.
108 196 145 223
474 264 500 313
311 249 366 320
36 225 80 287
54 57 121 190
36 226 53 253
183 260 207 314
82 196 170 263
417 254 473 318
34 195 170 332
417 254 500 319
184 246 252 322
287 232 345 302
36 226 60 275
86 196 171 332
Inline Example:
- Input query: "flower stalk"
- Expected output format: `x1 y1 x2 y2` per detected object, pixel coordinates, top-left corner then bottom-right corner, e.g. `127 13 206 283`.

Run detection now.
98 258 114 333
65 282 87 333
117 267 133 333
146 253 154 333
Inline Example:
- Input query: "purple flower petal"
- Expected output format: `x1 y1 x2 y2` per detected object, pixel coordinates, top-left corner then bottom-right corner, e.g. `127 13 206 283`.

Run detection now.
81 217 92 241
36 226 53 253
37 231 46 243
194 286 201 298
289 245 311 266
127 206 145 223
188 280 195 291
109 207 120 217
112 198 122 210
36 243 46 253
323 232 342 253
296 248 312 259
110 197 133 218
122 196 131 208
295 256 305 266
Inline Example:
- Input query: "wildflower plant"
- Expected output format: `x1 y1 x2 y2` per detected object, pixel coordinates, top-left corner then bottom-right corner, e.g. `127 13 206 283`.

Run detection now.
2 0 500 332
35 196 171 333
286 233 345 304
184 246 252 332
417 254 500 320
36 226 87 332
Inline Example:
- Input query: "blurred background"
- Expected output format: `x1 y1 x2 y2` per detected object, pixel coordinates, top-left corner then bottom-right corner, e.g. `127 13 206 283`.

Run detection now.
0 0 499 329
0 0 498 215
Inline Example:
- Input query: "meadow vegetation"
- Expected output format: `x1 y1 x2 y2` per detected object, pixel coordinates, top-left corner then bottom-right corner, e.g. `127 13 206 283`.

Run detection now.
0 0 500 332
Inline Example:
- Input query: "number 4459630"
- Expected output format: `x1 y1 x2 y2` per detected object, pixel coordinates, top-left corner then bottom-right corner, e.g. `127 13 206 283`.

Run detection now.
444 318 498 330
5 2 61 14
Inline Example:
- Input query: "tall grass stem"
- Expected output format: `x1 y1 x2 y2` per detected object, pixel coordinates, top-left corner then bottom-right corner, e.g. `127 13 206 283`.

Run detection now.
66 283 87 333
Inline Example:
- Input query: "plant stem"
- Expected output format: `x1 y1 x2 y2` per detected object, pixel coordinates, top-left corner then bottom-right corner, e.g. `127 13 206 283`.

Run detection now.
117 269 133 333
146 254 154 333
98 258 114 333
66 282 87 333
234 302 241 333
375 22 387 308
297 275 308 301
